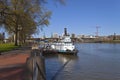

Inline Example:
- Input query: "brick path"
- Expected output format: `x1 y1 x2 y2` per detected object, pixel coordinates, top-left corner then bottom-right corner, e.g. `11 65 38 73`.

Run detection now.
0 48 31 80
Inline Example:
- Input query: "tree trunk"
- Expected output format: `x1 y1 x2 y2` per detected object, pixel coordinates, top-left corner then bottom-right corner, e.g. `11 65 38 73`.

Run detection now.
14 30 18 46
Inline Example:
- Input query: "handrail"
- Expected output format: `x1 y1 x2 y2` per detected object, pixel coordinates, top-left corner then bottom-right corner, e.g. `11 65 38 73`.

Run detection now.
36 61 46 80
26 49 46 80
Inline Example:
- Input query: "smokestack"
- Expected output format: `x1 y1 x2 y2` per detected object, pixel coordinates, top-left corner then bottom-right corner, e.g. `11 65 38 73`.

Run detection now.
64 28 67 36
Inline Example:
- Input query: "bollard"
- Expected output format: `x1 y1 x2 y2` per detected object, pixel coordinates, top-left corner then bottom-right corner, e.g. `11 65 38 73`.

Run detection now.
26 49 46 80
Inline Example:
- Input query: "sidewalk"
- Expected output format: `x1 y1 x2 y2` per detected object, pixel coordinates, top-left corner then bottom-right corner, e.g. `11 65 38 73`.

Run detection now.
0 47 31 80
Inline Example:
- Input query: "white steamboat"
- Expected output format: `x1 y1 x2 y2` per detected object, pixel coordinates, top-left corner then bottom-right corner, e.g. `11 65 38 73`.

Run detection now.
42 28 78 55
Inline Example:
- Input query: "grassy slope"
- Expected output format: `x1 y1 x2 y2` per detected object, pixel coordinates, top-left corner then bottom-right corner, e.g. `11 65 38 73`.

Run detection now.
0 43 19 52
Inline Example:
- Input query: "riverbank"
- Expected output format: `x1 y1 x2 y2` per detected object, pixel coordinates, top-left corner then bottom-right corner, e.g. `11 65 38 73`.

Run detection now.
101 40 120 43
75 40 120 43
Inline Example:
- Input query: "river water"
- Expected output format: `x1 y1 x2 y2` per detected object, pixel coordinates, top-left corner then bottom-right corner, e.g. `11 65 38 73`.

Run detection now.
44 43 120 80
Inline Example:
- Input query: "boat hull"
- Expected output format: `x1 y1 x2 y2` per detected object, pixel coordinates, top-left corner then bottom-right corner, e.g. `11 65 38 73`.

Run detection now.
42 49 78 55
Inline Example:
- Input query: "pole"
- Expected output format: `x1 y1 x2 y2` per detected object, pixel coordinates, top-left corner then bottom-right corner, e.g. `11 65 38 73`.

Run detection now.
96 26 100 37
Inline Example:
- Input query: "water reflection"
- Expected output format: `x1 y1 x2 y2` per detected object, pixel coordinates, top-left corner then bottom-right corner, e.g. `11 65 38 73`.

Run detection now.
58 54 79 64
44 54 78 62
44 54 78 80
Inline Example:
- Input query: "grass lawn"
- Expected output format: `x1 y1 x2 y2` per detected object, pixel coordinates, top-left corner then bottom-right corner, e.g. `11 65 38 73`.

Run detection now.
0 43 19 52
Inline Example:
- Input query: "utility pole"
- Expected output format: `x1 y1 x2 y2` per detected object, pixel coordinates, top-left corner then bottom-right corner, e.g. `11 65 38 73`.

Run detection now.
96 25 100 37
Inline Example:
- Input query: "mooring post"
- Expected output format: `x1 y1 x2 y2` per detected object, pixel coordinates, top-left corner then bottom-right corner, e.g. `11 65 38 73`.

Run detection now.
26 45 46 80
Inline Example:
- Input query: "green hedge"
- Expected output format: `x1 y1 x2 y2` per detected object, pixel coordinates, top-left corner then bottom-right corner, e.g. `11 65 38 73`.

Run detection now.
0 43 19 52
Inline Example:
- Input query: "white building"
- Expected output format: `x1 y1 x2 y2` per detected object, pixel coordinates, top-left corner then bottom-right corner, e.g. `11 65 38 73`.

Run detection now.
53 33 59 38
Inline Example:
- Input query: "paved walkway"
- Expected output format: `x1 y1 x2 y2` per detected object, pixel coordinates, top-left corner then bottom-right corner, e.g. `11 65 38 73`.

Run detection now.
0 47 31 80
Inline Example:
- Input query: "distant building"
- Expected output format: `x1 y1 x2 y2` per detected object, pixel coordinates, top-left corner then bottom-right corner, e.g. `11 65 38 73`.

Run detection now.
71 33 76 38
76 35 83 39
82 35 96 39
53 33 59 38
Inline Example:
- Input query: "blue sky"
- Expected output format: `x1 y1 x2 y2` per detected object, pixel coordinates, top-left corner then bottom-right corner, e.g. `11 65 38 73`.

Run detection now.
37 0 120 37
0 0 120 38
